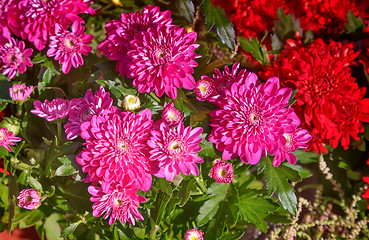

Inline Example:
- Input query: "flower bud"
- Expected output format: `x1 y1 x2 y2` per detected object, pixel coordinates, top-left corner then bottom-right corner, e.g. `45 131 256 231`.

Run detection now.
122 95 141 111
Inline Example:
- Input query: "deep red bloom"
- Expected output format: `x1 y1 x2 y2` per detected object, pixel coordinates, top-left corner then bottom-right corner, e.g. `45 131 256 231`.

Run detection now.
362 177 369 209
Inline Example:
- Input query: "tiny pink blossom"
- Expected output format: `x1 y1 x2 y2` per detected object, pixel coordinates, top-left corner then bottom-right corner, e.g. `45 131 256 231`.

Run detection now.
209 160 233 184
184 229 204 240
161 102 183 127
88 182 146 225
47 21 94 74
195 80 213 101
9 84 33 102
17 189 41 210
148 122 203 181
0 37 33 79
31 98 70 122
0 128 21 152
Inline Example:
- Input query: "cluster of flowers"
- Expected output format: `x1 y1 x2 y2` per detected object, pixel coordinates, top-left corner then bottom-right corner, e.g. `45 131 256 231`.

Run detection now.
260 38 369 154
98 5 201 99
196 63 312 167
0 0 95 77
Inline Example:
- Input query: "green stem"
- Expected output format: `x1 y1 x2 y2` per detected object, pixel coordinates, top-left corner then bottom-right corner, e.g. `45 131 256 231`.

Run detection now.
57 122 63 146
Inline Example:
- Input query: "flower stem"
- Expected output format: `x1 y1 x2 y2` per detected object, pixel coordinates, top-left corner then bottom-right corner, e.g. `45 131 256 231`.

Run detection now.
57 122 63 146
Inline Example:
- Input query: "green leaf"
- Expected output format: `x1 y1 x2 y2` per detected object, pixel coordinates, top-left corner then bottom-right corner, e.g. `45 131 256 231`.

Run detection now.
156 177 173 195
293 149 319 164
259 157 299 215
55 155 78 176
218 232 245 240
178 178 197 207
96 79 137 99
60 220 82 238
345 10 364 33
17 169 30 185
202 0 236 50
44 213 62 240
176 0 195 23
284 163 312 179
28 176 42 191
199 136 219 158
238 37 269 65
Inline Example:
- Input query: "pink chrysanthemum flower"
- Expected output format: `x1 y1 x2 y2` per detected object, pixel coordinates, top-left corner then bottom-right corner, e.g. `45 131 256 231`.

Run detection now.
9 83 33 102
47 21 94 74
18 0 95 50
195 79 213 101
128 25 201 99
0 128 21 152
97 5 172 76
0 37 33 79
64 86 114 140
273 128 312 167
88 182 146 225
184 229 204 240
17 189 41 210
161 102 183 127
209 159 233 184
209 75 300 165
31 98 70 122
0 0 21 44
77 109 153 191
148 122 203 181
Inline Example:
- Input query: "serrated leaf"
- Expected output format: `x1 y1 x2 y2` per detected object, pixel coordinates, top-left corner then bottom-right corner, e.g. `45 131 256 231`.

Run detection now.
293 149 319 164
274 8 303 43
199 136 219 158
178 178 197 207
61 220 82 238
202 0 236 50
238 37 269 65
55 155 77 176
259 157 299 215
176 0 195 23
345 10 364 33
284 163 312 179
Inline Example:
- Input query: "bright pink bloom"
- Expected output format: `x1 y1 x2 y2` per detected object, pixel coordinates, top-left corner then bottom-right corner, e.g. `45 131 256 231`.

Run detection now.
77 109 153 191
195 79 213 101
9 84 33 102
161 102 183 127
0 128 21 152
47 21 94 74
0 37 33 79
31 98 70 122
209 75 300 165
273 128 312 167
148 122 203 181
17 189 41 210
209 160 233 183
88 182 146 225
64 86 114 140
98 5 172 76
128 25 200 99
0 0 21 44
184 229 204 240
18 0 95 50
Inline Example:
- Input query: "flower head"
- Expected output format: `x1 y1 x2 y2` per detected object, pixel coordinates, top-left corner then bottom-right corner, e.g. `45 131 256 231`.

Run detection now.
31 98 70 122
209 74 299 165
0 37 33 79
97 5 172 76
77 109 153 191
0 127 21 152
88 182 146 225
47 21 94 74
161 102 183 127
184 229 204 240
195 80 213 101
122 95 141 111
148 122 203 181
17 189 41 210
0 0 21 44
9 84 33 102
362 177 369 209
128 25 200 99
64 86 114 140
209 160 233 183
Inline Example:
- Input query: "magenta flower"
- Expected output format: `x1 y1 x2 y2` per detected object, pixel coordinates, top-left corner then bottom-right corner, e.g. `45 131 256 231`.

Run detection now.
195 79 213 101
9 84 33 102
161 102 183 127
88 182 146 225
184 229 204 240
209 75 300 165
273 128 312 167
64 86 114 140
47 21 94 74
0 0 21 44
77 109 153 191
0 128 21 152
97 5 172 76
18 0 95 50
0 37 33 79
209 160 233 184
31 98 70 122
128 25 200 99
148 122 203 181
17 189 41 210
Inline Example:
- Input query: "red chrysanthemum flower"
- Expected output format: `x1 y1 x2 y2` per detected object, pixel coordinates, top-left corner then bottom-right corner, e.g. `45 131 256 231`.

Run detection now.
88 181 146 225
64 86 114 140
97 5 172 76
148 122 203 181
17 189 41 210
209 159 233 183
260 39 364 153
31 98 70 122
18 0 95 50
128 25 200 99
77 109 153 191
0 127 21 152
47 21 94 74
0 37 33 79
